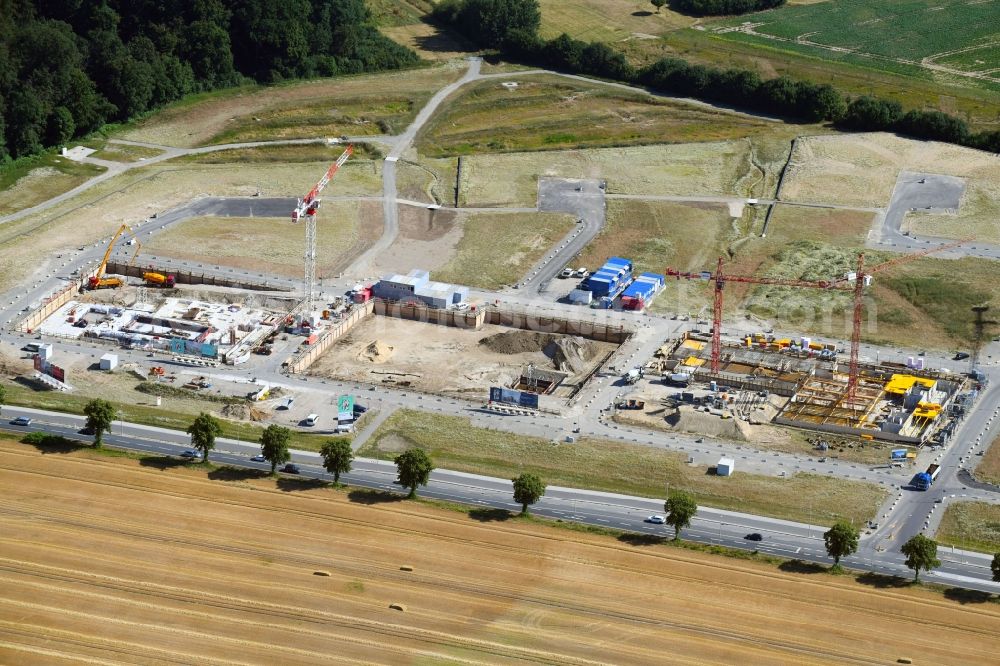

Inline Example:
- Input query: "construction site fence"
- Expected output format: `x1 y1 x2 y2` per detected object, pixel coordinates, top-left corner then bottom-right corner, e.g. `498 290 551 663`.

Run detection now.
16 279 84 333
286 301 374 374
105 261 292 292
772 416 923 445
693 369 799 397
373 299 485 329
485 308 631 344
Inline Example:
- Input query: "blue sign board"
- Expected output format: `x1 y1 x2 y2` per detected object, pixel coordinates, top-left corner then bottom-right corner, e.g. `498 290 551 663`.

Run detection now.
890 449 908 460
490 387 539 409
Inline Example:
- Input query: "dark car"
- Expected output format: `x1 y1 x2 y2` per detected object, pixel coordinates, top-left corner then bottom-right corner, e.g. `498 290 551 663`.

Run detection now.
282 463 301 474
953 352 970 361
179 449 200 459
353 404 368 414
744 533 764 542
78 425 95 435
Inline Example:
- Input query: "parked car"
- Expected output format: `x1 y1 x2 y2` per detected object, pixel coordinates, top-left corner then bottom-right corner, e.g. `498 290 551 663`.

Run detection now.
744 533 763 542
282 463 301 474
250 454 267 462
180 449 200 459
10 416 32 426
645 515 666 524
953 351 970 360
559 268 573 278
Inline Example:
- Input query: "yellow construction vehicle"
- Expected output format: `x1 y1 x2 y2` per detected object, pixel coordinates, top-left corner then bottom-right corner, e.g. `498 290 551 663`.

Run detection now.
87 223 140 290
143 271 176 288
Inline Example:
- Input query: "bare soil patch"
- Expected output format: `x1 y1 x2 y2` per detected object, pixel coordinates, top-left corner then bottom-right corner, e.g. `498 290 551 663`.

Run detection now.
2 439 996 664
308 317 614 397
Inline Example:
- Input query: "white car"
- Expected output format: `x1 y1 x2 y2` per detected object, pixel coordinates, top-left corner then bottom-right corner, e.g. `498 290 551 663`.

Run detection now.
645 515 666 524
250 454 267 462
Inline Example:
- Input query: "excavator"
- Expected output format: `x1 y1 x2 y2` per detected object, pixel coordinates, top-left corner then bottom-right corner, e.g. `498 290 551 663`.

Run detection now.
87 223 141 290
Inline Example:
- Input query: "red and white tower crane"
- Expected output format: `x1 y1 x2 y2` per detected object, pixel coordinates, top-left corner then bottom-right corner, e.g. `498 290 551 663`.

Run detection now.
675 236 970 405
292 144 353 310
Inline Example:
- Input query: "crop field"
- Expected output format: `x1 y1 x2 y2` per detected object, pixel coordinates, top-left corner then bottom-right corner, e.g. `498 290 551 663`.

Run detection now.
361 410 887 526
711 0 1000 81
4 439 997 665
0 154 105 217
537 0 693 43
418 75 796 156
936 501 1000 553
118 65 463 148
432 211 576 289
458 141 752 207
0 160 382 294
143 207 381 278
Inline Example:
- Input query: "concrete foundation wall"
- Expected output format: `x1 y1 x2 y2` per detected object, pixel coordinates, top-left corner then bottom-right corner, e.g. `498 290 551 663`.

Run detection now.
772 416 923 445
17 280 83 333
286 301 374 373
106 261 292 292
373 299 484 329
485 309 630 344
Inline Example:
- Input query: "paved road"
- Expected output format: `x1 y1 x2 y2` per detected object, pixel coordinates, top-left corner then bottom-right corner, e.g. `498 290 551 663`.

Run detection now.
3 405 997 593
867 170 1000 260
516 178 607 293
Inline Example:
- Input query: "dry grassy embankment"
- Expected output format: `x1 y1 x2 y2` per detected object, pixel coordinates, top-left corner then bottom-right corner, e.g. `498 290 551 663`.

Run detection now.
360 410 887 526
936 501 1000 554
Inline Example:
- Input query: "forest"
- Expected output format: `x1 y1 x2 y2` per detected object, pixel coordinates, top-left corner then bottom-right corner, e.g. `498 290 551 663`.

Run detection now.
0 0 418 160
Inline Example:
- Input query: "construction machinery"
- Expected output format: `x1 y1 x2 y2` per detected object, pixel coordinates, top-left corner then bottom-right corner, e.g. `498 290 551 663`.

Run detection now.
673 236 970 405
142 271 175 288
88 223 140 290
292 145 353 311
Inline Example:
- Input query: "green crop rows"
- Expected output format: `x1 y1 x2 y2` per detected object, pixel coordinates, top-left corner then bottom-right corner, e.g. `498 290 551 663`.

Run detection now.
712 0 999 76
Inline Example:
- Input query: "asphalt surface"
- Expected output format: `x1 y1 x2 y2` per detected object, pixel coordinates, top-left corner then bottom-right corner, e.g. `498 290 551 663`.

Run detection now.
3 405 997 593
516 177 608 292
868 170 1000 260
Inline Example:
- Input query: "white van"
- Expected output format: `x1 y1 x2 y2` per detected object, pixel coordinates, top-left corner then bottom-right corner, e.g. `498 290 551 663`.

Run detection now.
305 414 319 426
335 423 353 434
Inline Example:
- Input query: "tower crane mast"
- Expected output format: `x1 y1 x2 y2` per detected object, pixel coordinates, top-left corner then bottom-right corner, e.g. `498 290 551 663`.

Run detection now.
292 145 353 311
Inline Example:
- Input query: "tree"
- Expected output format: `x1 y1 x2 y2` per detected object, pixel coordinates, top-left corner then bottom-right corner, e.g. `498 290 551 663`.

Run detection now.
394 448 433 498
991 552 1000 583
650 0 667 12
186 412 222 462
259 424 291 474
320 439 354 484
512 473 546 514
823 520 859 566
83 399 116 448
901 534 941 582
454 0 542 49
664 490 697 541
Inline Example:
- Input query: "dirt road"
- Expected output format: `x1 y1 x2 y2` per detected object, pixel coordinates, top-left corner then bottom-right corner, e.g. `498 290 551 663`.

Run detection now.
1 439 998 664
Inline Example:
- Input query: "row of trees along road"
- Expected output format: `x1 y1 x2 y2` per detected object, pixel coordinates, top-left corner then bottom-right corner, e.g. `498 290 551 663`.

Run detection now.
431 0 1000 153
10 391 1000 587
0 0 418 161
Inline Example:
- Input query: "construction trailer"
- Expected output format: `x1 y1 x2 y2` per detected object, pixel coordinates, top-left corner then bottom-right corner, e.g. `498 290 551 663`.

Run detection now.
583 257 633 301
621 272 665 311
716 458 735 477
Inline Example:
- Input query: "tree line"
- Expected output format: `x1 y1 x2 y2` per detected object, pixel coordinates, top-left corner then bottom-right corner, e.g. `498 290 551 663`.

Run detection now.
0 0 418 161
5 383 999 589
431 0 1000 153
671 0 785 16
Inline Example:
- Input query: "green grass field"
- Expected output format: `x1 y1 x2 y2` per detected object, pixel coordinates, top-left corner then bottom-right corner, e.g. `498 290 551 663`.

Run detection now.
432 211 576 289
936 501 1000 553
359 409 887 526
0 153 105 217
712 0 1000 75
419 75 790 156
1 381 335 453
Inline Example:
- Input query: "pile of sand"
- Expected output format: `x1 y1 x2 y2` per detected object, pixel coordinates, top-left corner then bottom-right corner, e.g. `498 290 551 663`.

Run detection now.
479 330 598 372
361 340 394 363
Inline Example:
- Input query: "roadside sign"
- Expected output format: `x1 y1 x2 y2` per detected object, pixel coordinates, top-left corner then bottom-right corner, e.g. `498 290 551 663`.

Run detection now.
337 394 354 420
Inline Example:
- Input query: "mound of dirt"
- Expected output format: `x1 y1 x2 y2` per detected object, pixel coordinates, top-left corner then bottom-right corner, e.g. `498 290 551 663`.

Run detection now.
361 340 394 363
545 337 593 374
220 403 250 420
479 330 559 355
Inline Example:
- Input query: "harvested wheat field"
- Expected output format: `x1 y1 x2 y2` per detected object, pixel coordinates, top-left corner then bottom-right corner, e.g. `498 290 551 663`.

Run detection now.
1 439 998 665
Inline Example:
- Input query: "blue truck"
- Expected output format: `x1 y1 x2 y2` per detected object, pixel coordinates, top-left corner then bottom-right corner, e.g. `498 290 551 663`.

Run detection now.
911 463 940 491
